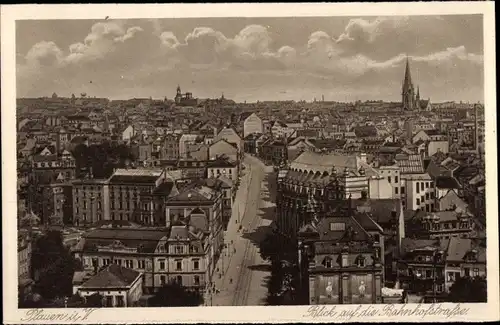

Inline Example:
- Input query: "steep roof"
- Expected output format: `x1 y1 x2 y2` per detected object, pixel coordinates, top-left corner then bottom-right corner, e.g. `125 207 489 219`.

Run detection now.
80 264 140 289
81 228 168 253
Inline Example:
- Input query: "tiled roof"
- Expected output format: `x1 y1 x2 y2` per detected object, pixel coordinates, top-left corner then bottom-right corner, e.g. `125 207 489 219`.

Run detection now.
81 228 168 253
80 264 140 289
352 199 400 225
396 154 424 174
400 238 446 255
435 176 461 189
290 151 357 174
446 237 486 263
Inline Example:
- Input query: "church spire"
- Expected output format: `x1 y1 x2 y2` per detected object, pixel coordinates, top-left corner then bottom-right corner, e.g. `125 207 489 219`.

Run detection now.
402 56 413 92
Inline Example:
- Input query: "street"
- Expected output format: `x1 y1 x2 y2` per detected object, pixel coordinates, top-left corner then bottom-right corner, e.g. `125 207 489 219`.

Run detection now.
208 155 275 306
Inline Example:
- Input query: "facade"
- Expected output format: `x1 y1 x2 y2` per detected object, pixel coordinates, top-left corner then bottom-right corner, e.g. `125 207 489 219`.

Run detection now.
213 127 243 154
72 178 110 226
108 169 166 224
162 134 180 160
398 238 448 295
243 113 263 138
18 230 34 299
209 139 239 163
299 215 384 305
396 154 436 211
72 224 211 294
207 158 238 182
406 210 476 240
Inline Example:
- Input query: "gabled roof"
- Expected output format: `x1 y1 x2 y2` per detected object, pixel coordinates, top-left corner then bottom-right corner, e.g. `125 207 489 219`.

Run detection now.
80 264 140 289
435 176 461 189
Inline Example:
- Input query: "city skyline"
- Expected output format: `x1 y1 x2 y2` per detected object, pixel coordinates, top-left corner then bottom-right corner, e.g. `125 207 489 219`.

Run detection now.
16 15 484 102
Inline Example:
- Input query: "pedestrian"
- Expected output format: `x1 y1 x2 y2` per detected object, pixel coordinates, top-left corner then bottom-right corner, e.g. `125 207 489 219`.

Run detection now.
233 248 236 253
229 278 233 284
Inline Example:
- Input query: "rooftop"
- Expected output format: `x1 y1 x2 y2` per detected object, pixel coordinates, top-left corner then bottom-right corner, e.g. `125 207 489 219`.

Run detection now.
80 264 141 289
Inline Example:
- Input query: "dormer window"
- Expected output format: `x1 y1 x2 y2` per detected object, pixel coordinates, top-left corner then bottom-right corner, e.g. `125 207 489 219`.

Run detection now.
322 256 333 268
355 255 366 267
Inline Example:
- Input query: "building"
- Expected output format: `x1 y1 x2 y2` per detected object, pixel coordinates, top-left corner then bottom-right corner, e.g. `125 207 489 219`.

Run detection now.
31 149 76 185
161 134 180 160
73 264 143 307
397 238 448 295
214 127 243 155
72 224 211 294
108 169 166 224
174 85 198 107
18 230 34 300
297 198 384 305
72 178 110 226
206 157 238 183
43 181 73 225
209 139 239 163
260 139 288 165
444 237 486 292
405 210 477 240
243 113 263 138
396 154 436 211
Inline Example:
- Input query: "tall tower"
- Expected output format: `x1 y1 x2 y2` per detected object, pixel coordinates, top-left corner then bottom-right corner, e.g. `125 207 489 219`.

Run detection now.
415 86 420 110
474 104 480 153
175 85 182 104
402 57 415 111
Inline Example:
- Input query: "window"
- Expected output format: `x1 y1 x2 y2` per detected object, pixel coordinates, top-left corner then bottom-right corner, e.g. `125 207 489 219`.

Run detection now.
355 255 366 267
416 198 420 206
426 193 430 200
395 176 399 183
177 275 183 285
388 176 392 183
138 260 145 269
125 260 134 268
116 296 125 307
330 223 346 231
473 268 479 277
464 268 470 277
105 296 113 307
159 259 165 270
425 270 432 278
322 257 332 268
194 275 200 286
430 181 434 188
431 192 435 199
160 275 166 286
426 182 430 188
175 245 184 254
416 185 420 194
401 187 405 194
176 259 182 271
395 187 399 194
193 259 200 270
421 183 425 191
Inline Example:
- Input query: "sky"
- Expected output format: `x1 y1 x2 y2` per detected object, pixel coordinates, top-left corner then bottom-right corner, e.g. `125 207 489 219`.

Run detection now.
16 15 484 103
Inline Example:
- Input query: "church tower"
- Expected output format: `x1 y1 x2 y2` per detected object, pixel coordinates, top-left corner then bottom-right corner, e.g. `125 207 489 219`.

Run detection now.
415 86 421 110
175 85 182 104
402 57 415 111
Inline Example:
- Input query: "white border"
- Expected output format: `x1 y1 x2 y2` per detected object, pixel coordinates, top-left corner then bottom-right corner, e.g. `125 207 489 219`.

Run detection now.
2 2 498 323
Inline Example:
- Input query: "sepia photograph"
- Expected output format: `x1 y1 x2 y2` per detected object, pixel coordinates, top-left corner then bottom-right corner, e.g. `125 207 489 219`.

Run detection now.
2 2 498 324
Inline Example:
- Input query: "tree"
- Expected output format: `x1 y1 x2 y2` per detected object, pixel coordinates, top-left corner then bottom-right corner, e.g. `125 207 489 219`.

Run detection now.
448 276 487 303
31 230 77 300
148 282 204 307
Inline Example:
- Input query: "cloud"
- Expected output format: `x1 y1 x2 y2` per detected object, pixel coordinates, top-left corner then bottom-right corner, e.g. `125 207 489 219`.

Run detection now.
16 17 484 102
24 41 63 67
413 45 483 64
